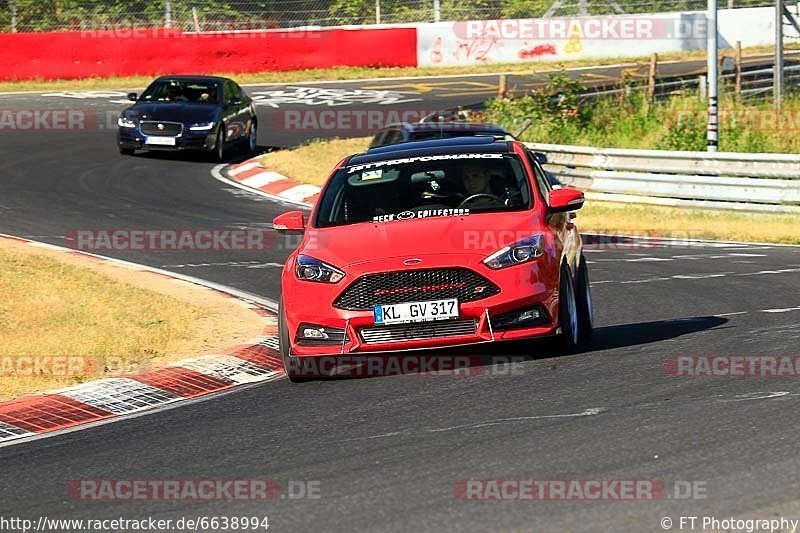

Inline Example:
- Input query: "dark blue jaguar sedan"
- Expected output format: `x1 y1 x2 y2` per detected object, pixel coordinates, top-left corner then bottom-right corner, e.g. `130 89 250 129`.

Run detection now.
116 75 257 161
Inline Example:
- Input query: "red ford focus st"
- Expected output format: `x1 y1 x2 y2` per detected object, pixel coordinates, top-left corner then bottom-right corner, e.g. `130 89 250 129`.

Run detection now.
273 137 593 381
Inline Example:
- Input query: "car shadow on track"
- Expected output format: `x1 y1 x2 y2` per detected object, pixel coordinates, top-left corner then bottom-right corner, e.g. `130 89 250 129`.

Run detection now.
122 144 278 164
306 316 729 381
464 315 729 361
577 315 729 354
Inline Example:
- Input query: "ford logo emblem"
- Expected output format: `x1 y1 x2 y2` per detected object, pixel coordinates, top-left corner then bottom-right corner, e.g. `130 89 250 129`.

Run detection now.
157 123 165 130
403 258 422 266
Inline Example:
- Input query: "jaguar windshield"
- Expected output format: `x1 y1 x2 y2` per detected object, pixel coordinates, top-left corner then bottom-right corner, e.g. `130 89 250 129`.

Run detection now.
140 79 220 104
315 153 532 228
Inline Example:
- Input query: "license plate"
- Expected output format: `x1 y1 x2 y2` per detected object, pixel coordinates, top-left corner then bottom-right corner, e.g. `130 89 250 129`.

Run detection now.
373 298 458 325
145 136 176 146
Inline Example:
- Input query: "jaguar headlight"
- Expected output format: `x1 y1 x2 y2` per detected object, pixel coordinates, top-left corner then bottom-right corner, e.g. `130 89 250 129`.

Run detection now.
117 116 137 128
189 121 216 131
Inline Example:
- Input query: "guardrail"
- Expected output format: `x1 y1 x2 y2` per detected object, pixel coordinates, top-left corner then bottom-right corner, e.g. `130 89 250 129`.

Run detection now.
525 142 800 213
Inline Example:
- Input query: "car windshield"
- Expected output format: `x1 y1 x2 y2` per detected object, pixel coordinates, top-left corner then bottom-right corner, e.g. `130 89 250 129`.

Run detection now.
315 153 532 228
140 80 220 104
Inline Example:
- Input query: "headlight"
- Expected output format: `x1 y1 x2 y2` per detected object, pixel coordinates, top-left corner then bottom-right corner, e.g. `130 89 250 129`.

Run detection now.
295 255 344 283
483 234 544 270
117 116 136 128
189 121 215 131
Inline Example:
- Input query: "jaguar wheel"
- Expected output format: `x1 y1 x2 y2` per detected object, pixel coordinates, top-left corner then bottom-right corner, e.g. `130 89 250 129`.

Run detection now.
212 126 225 162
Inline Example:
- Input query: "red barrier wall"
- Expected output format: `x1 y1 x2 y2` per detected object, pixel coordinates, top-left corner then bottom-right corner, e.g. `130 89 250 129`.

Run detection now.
0 27 417 81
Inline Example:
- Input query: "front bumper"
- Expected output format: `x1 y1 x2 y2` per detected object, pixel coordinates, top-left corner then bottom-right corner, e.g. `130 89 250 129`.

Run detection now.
117 127 217 152
283 253 560 357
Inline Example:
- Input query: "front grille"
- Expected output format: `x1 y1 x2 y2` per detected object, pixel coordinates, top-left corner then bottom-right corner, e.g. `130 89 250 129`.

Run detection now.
333 268 500 311
140 121 183 136
360 319 477 344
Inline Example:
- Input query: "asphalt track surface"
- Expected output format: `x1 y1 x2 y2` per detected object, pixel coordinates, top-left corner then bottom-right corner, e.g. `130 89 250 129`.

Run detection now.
1 66 800 532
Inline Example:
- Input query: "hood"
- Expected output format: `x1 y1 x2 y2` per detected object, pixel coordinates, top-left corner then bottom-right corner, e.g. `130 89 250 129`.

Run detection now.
125 102 219 123
303 210 542 268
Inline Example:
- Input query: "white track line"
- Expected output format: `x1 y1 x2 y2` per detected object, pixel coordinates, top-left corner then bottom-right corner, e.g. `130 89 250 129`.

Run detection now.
241 171 289 189
211 164 313 209
228 161 263 176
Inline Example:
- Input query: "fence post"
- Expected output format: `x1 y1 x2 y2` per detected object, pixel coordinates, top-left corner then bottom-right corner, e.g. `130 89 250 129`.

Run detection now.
498 74 507 99
698 75 707 99
434 0 441 22
618 71 626 108
648 53 658 104
192 7 200 32
165 0 172 28
734 40 742 96
375 0 381 24
775 0 784 112
10 0 17 32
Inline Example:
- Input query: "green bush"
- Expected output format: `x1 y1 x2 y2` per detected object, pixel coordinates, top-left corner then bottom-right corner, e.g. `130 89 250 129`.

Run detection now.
500 0 551 19
658 109 706 151
484 72 800 154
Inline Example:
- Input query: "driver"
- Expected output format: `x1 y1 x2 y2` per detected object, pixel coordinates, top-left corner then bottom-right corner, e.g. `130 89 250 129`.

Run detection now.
166 84 186 102
462 163 493 196
459 163 508 209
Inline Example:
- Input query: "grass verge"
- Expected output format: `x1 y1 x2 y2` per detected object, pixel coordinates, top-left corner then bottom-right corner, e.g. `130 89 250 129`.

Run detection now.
261 136 371 186
577 202 800 244
0 45 789 93
0 241 265 400
258 136 800 244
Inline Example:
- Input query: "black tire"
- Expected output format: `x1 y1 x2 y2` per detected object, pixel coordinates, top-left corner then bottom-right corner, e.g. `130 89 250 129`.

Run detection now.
119 147 135 156
212 126 225 162
278 300 311 383
575 255 594 341
556 263 580 353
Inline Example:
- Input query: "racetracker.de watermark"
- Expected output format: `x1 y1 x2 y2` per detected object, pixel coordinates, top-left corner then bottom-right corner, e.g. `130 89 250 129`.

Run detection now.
454 17 708 40
581 231 716 250
284 355 527 378
272 109 458 131
67 479 321 501
0 355 144 378
64 228 309 253
453 230 717 251
454 479 706 501
0 109 97 131
78 23 321 39
669 109 800 131
665 355 800 377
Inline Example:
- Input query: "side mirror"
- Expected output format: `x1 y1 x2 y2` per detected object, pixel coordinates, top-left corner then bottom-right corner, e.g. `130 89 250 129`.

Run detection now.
533 151 548 165
273 211 305 233
548 187 584 213
127 92 138 101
